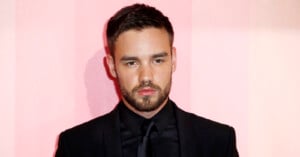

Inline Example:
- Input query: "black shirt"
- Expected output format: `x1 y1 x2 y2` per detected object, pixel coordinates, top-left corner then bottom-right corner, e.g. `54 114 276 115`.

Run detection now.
118 100 180 157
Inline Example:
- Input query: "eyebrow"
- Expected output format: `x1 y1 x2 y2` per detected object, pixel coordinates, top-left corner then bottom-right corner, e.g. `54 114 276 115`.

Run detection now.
120 52 169 61
152 52 168 58
120 56 138 61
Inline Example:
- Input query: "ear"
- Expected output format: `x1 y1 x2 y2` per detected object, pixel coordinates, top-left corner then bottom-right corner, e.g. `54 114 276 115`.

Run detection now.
106 55 117 78
171 47 177 72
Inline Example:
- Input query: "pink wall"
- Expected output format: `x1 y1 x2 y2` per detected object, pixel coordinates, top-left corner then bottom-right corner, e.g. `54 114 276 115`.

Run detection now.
1 0 300 156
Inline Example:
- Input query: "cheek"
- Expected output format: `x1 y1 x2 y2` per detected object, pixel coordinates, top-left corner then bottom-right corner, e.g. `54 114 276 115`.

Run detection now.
153 67 172 84
117 70 138 88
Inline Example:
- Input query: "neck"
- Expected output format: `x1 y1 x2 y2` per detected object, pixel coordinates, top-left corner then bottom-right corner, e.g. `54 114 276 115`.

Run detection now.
122 98 169 119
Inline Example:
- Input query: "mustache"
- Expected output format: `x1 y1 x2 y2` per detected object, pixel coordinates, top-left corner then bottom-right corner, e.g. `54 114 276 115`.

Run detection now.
132 81 160 92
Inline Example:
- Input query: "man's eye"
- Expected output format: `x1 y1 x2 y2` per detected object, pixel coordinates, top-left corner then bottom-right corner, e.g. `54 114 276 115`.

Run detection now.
153 58 165 64
125 61 138 67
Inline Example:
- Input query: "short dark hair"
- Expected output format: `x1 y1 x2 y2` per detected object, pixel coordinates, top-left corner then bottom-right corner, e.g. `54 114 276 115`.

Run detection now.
106 3 174 56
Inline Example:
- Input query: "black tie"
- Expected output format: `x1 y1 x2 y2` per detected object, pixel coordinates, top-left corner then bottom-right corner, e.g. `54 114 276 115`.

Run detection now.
137 121 155 157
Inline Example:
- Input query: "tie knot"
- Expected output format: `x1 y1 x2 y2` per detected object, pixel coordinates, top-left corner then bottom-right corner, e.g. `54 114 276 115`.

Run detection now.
141 120 155 137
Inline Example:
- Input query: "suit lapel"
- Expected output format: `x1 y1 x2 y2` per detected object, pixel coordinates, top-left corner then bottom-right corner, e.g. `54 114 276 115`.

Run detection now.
102 107 122 157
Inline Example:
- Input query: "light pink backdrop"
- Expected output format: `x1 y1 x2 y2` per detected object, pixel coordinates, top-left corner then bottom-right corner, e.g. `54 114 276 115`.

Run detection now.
1 0 300 157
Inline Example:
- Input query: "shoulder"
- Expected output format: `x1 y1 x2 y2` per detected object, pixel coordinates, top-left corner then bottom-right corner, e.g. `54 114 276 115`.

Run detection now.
174 103 236 138
55 108 119 156
174 103 238 155
59 108 118 140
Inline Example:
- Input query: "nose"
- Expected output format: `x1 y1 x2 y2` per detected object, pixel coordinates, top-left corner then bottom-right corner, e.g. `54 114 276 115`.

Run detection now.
139 64 153 82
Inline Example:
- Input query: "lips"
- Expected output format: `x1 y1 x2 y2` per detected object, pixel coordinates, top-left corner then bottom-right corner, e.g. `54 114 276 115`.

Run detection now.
137 88 156 96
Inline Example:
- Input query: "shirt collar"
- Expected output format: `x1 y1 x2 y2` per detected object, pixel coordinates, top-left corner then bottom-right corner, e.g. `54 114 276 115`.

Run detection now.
118 99 176 135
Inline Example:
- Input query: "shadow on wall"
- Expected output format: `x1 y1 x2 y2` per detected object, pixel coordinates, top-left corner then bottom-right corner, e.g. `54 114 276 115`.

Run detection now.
53 49 119 156
84 48 121 117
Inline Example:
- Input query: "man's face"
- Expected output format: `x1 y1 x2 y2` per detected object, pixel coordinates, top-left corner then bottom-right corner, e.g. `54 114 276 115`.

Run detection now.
107 27 176 112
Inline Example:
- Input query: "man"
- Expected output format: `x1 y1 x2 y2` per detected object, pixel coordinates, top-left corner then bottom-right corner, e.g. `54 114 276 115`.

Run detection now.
55 3 239 157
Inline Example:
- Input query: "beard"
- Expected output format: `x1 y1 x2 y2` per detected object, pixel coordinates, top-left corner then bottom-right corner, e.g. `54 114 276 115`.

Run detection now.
119 79 172 112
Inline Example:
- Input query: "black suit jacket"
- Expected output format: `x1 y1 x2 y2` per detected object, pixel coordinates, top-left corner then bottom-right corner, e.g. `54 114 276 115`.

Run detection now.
55 101 239 157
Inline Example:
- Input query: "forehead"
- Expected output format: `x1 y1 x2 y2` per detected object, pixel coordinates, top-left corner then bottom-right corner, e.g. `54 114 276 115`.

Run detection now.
114 28 171 58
